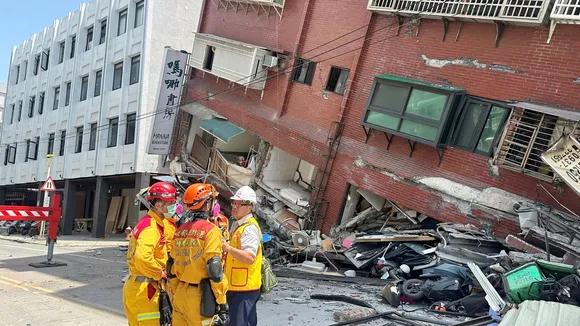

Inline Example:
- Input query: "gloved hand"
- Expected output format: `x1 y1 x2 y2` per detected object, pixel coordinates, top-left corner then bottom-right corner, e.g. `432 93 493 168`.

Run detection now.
214 303 229 326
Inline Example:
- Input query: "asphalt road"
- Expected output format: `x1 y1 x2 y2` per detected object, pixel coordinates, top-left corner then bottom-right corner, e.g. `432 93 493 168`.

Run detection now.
0 237 409 326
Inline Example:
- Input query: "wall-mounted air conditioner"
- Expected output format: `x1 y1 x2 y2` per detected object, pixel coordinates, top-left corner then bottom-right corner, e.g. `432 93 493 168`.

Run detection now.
262 54 278 68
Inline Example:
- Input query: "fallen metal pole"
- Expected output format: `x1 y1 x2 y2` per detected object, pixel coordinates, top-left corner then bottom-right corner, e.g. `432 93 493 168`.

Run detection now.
328 311 454 326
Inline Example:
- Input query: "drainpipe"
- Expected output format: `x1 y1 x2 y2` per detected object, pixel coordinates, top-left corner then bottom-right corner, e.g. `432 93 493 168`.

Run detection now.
277 0 311 118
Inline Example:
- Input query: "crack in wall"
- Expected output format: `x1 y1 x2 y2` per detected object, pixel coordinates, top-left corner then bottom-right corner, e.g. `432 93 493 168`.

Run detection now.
419 55 527 75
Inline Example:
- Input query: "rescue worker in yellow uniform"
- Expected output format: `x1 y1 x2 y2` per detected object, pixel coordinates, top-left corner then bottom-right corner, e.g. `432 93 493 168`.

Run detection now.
123 181 177 325
164 203 182 297
223 186 263 326
171 184 229 326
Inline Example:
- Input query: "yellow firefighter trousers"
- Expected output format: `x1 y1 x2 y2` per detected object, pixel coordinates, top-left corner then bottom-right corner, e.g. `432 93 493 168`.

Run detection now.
172 281 214 326
122 278 161 326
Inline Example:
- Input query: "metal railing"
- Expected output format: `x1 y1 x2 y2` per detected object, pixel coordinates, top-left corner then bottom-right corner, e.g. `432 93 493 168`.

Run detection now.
367 0 551 24
551 0 580 21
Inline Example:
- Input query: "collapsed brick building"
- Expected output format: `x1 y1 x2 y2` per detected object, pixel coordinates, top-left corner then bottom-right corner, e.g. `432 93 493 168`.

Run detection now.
173 0 580 238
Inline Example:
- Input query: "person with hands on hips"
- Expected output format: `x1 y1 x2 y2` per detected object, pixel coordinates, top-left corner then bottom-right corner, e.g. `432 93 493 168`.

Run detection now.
223 186 263 326
123 181 177 325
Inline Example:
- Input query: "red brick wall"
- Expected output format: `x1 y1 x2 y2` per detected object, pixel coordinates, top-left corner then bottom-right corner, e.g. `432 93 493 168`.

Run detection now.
187 1 580 237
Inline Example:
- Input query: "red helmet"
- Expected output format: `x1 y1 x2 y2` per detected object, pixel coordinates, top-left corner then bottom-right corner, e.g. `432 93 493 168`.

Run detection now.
146 182 177 202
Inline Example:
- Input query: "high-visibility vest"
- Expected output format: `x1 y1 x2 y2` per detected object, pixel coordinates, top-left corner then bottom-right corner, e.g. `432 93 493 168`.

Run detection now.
225 217 262 292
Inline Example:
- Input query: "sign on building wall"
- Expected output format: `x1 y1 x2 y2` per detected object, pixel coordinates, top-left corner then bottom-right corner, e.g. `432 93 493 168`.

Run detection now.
147 47 189 155
541 135 580 197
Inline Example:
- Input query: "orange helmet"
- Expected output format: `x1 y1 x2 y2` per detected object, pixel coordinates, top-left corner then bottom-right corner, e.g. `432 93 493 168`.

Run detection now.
183 183 217 211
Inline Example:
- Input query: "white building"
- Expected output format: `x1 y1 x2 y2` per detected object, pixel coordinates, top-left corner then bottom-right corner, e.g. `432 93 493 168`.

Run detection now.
0 0 202 237
0 83 6 128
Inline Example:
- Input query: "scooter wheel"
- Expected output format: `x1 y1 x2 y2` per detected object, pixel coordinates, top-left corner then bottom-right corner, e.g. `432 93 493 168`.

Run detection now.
401 279 425 301
28 229 39 237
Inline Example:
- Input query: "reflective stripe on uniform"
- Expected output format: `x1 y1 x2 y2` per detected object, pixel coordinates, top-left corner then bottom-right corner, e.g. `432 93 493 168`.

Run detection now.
201 320 212 326
137 312 160 321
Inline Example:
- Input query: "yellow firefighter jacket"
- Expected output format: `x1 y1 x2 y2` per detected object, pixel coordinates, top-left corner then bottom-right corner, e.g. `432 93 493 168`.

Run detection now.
126 210 167 280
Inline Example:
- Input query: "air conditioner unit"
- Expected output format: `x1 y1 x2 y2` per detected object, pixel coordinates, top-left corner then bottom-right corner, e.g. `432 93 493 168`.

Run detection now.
262 54 278 68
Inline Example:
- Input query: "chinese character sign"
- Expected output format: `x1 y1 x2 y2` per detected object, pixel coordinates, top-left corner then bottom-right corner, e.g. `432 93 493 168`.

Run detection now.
147 48 189 155
541 135 580 197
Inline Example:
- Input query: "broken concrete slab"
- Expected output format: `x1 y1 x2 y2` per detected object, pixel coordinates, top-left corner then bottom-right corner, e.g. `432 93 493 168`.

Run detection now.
333 308 377 322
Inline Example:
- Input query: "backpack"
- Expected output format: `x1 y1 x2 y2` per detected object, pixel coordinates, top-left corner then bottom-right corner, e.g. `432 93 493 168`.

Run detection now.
261 257 278 294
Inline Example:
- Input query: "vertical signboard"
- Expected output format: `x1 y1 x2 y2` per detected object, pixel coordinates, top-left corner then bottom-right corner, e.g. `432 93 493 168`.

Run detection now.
147 47 189 155
541 135 580 197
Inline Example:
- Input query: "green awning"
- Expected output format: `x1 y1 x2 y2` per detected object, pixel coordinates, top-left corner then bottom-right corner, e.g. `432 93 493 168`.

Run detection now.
200 119 245 143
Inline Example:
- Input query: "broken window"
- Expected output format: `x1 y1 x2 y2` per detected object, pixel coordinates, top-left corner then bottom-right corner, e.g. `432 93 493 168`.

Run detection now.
26 137 39 161
41 49 50 70
452 97 510 156
362 75 464 146
494 107 580 180
7 144 17 164
292 58 316 85
325 67 349 95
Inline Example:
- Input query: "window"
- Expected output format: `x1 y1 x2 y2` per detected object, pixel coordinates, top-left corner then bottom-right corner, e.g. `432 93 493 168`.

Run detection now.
53 86 60 110
130 55 140 85
47 133 55 155
80 75 89 101
70 35 76 59
28 96 35 118
118 9 128 36
85 27 93 51
59 130 66 156
100 19 107 44
75 126 84 153
94 69 103 96
9 104 15 124
361 75 464 146
451 97 509 156
135 1 144 27
7 145 17 164
38 92 45 115
493 108 580 180
65 82 71 106
41 49 50 70
125 113 136 144
17 101 23 122
112 62 123 90
25 137 39 161
33 54 40 75
326 67 349 95
292 58 316 85
203 46 215 71
89 123 97 151
23 61 27 81
15 65 20 84
108 117 119 147
58 41 65 63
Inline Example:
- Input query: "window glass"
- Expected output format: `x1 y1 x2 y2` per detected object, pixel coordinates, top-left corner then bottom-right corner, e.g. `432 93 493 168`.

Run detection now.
370 83 407 112
405 89 446 121
455 102 486 149
399 120 438 141
366 111 400 130
476 106 506 154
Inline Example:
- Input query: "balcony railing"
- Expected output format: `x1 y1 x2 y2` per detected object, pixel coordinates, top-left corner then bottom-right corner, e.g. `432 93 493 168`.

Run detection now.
367 0 552 25
551 0 580 21
213 0 285 19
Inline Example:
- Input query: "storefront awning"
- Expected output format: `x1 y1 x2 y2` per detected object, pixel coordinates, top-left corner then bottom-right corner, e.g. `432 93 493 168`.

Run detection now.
200 119 245 143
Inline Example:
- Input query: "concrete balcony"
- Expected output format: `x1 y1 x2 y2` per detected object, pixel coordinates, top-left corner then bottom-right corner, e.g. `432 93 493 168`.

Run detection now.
549 0 580 42
367 0 552 25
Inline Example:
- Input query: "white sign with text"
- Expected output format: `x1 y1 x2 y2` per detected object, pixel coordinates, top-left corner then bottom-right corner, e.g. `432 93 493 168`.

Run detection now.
541 135 580 196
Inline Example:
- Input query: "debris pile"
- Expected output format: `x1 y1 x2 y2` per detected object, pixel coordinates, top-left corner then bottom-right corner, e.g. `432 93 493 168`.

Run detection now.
259 198 580 325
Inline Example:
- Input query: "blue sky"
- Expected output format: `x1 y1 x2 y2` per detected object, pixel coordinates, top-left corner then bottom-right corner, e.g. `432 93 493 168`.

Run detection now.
0 0 84 83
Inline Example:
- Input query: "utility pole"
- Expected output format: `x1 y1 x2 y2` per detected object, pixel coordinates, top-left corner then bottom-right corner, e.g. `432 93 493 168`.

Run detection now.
39 154 54 239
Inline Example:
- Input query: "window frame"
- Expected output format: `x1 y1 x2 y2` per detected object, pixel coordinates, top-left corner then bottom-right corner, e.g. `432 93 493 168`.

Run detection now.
26 137 39 161
291 58 316 85
22 60 27 81
112 62 123 90
65 81 72 106
9 104 15 124
17 101 23 122
129 55 140 85
135 1 145 27
41 49 50 70
53 86 60 110
59 130 66 156
75 126 84 153
94 69 103 96
15 65 20 84
7 144 17 164
125 113 136 145
58 41 65 64
28 95 35 118
361 76 465 147
118 9 128 36
100 19 107 44
450 97 510 157
89 123 97 151
86 26 94 51
70 35 76 59
38 92 45 115
108 117 119 147
47 133 55 155
325 66 350 95
33 54 40 75
80 75 89 101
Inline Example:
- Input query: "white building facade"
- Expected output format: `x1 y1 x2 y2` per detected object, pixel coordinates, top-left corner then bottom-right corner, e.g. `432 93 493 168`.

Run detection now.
0 83 6 128
0 0 202 237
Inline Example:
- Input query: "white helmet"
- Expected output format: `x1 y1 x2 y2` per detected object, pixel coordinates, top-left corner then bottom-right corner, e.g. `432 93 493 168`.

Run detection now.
231 186 257 204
